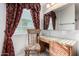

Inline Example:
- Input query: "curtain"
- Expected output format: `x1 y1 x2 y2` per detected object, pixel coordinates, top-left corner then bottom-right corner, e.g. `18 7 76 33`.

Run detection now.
30 3 41 29
1 3 23 56
51 11 56 30
20 3 41 29
1 3 41 56
43 11 56 30
43 14 50 30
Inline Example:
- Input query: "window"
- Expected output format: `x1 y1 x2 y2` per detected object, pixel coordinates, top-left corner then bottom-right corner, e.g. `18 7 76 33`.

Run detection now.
14 9 34 35
48 18 53 30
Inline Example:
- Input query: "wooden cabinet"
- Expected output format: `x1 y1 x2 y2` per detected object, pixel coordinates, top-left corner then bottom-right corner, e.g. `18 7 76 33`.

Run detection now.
49 41 76 56
39 36 77 56
49 41 70 56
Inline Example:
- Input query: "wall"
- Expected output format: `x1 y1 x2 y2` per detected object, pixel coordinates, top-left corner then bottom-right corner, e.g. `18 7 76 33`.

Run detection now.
0 3 6 55
40 4 44 29
12 34 28 56
75 5 79 30
55 4 75 30
75 12 79 29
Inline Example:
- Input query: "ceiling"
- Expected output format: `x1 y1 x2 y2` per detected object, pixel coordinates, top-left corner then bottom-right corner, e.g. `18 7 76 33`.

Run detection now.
41 3 79 14
41 3 68 14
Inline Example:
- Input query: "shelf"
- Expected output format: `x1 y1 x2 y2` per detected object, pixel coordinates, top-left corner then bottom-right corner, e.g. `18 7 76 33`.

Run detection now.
60 23 75 25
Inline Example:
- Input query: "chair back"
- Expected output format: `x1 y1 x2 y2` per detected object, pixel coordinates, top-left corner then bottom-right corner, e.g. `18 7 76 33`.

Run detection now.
27 29 40 45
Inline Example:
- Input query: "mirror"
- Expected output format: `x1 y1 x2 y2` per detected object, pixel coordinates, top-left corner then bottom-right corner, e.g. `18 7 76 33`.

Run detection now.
43 3 79 31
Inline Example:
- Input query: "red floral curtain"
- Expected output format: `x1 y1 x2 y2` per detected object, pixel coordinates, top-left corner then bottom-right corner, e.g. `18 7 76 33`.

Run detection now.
43 11 56 30
1 3 23 56
51 11 56 30
21 3 41 29
43 14 50 30
30 3 41 29
1 3 41 56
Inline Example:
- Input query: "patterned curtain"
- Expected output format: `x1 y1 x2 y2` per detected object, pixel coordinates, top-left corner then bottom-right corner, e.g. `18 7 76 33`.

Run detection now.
43 11 56 30
51 11 56 30
1 3 41 56
1 3 23 56
43 14 50 30
30 3 41 29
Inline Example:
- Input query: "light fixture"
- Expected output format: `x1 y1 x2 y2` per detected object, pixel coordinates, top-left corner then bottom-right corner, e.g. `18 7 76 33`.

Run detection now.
46 3 51 8
46 3 56 8
51 3 55 5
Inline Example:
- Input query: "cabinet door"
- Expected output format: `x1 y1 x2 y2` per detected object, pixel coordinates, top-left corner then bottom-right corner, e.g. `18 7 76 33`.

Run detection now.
49 41 70 56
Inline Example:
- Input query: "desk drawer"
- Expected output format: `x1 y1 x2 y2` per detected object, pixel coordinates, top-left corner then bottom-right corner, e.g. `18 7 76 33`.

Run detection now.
49 41 74 56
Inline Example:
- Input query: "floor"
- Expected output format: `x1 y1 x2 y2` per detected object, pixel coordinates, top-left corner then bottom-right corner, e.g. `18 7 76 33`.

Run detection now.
26 51 49 56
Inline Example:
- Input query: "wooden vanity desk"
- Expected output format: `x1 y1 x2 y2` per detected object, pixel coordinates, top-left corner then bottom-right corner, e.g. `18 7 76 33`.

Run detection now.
39 36 77 56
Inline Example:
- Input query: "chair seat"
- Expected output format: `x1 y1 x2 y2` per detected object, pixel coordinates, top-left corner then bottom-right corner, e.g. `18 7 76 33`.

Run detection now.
26 43 40 51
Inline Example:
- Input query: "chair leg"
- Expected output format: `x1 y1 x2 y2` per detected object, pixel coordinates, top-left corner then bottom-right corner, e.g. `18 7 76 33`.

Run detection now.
25 50 41 56
28 50 30 56
38 53 40 56
37 51 40 56
25 50 28 56
25 50 30 56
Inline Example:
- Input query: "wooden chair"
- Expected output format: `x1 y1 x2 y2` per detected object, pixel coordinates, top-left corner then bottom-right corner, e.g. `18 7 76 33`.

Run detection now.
25 29 41 56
